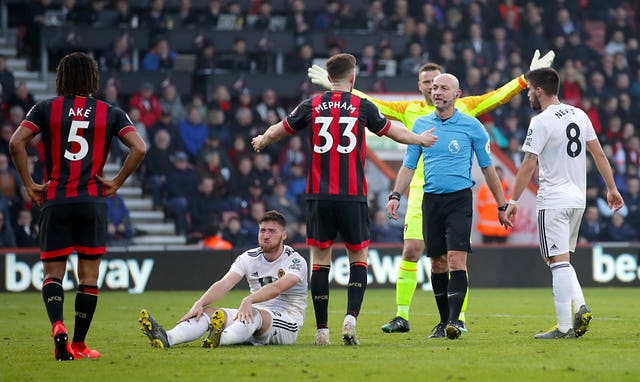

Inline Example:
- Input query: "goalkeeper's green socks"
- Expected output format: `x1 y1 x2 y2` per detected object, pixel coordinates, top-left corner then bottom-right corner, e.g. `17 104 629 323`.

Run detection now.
395 260 418 320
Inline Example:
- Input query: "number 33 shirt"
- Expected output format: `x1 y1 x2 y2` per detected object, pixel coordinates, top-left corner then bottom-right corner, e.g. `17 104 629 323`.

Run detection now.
283 91 390 202
522 103 597 209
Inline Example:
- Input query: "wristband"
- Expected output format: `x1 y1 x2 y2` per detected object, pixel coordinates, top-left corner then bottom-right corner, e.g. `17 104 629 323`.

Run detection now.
497 203 508 211
388 191 401 201
508 199 518 206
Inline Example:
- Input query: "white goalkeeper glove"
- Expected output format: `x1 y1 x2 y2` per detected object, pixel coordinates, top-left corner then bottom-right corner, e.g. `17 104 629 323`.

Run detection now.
307 64 332 90
529 49 555 70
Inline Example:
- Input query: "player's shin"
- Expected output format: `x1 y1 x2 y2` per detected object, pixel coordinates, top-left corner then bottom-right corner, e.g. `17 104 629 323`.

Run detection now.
166 312 211 346
395 260 418 320
311 264 331 329
219 309 263 345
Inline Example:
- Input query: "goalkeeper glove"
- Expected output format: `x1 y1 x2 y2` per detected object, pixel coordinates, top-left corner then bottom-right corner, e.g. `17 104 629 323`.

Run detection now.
307 64 332 90
529 49 555 70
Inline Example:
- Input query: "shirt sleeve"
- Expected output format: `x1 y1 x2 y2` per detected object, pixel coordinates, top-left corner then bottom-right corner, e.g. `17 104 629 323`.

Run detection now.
522 116 547 155
471 118 493 168
110 106 137 138
284 252 307 281
402 119 424 169
352 88 411 124
284 99 312 133
228 253 248 277
362 99 391 136
457 75 526 117
19 102 46 134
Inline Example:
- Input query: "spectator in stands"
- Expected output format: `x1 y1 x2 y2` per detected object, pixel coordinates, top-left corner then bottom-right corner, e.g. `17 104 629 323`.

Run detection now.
560 60 584 107
187 176 222 243
401 42 425 76
550 8 581 39
129 82 163 130
600 213 637 242
210 85 233 119
312 0 341 30
79 0 115 27
165 151 199 235
142 129 175 210
0 153 27 222
159 82 186 126
114 0 135 27
240 200 265 246
179 105 208 162
232 106 263 142
0 210 16 248
193 41 217 96
106 193 136 246
255 88 287 125
0 56 16 102
101 83 123 108
227 134 249 168
278 135 306 177
123 107 150 149
286 0 310 43
251 1 274 30
284 161 306 211
7 83 35 117
265 178 302 222
100 33 133 72
177 0 200 29
201 0 222 27
578 205 602 243
287 43 314 73
149 109 180 148
252 152 274 192
289 220 306 244
13 209 38 247
222 215 249 249
220 38 252 73
228 155 255 201
201 222 232 250
224 1 246 30
365 0 388 32
143 0 170 35
358 44 377 77
371 209 402 243
142 38 176 72
0 123 13 158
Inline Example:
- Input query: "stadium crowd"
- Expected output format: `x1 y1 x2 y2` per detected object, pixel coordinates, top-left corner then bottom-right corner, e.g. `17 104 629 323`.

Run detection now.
0 0 639 249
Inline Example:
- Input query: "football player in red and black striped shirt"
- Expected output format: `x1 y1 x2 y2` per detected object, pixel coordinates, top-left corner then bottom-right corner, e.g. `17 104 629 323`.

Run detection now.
9 52 146 360
252 53 437 346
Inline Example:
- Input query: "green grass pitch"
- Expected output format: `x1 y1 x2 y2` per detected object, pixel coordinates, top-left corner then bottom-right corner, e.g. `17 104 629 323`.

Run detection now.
2 288 639 382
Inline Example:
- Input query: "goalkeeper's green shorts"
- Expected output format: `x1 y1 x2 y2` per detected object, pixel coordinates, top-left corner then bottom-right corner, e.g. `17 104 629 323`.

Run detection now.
403 185 424 241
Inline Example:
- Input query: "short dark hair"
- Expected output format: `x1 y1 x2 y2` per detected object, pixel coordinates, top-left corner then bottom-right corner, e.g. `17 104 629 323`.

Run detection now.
525 67 560 97
259 210 287 229
326 53 356 82
56 52 99 97
419 62 443 74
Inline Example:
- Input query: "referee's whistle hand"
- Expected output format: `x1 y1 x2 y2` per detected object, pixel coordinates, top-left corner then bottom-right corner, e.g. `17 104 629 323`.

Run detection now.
386 200 400 220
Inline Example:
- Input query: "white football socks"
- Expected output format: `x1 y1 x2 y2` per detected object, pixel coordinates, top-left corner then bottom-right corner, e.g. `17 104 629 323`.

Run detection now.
550 261 573 332
166 312 211 346
219 309 263 345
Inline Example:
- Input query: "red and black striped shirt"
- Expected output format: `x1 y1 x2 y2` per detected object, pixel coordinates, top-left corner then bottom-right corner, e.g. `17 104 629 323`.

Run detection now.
20 96 136 207
283 91 391 202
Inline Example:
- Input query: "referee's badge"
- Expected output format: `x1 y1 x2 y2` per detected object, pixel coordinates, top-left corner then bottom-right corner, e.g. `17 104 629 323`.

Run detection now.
448 140 460 154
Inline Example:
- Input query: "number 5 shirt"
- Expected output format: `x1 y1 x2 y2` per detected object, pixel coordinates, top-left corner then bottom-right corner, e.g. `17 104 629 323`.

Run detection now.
522 103 597 209
283 91 390 202
20 96 135 207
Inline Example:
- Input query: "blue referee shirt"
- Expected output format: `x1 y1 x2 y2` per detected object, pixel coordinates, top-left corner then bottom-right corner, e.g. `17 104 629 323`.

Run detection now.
403 109 492 194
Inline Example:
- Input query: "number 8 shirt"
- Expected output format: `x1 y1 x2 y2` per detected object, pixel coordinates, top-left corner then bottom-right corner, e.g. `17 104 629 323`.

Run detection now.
283 91 390 202
522 103 597 209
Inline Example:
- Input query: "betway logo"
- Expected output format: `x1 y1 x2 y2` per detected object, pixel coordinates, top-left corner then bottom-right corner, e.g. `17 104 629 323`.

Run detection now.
5 254 153 293
592 246 639 283
324 249 432 290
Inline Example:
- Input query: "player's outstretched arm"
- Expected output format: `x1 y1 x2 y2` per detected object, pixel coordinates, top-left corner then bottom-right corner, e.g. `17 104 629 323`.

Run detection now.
461 49 555 117
252 121 290 152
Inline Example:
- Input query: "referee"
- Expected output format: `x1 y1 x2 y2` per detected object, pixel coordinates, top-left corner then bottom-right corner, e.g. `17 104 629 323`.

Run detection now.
387 73 512 340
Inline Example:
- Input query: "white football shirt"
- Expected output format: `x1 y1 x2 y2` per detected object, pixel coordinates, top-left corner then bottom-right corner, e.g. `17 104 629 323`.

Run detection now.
522 103 597 209
230 245 308 323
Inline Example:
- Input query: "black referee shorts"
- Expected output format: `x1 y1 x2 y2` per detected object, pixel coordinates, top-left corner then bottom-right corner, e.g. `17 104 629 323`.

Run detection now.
422 188 473 257
305 199 370 250
39 202 108 261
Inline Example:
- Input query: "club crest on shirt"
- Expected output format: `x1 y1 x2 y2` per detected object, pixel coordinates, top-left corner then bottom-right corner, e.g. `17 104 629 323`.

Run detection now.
278 269 285 278
448 140 460 154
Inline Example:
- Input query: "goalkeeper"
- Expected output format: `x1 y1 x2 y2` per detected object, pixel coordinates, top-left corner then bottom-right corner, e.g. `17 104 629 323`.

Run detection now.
308 50 554 336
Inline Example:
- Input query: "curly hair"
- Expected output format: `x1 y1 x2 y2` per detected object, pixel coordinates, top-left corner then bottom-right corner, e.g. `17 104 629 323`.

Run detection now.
55 52 99 97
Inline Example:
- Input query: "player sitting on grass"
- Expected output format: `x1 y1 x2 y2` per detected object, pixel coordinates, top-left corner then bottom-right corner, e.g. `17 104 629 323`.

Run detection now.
139 210 308 348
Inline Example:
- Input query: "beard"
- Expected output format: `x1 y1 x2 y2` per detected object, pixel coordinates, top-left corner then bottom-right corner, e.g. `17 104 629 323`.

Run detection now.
260 236 283 253
530 94 541 111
